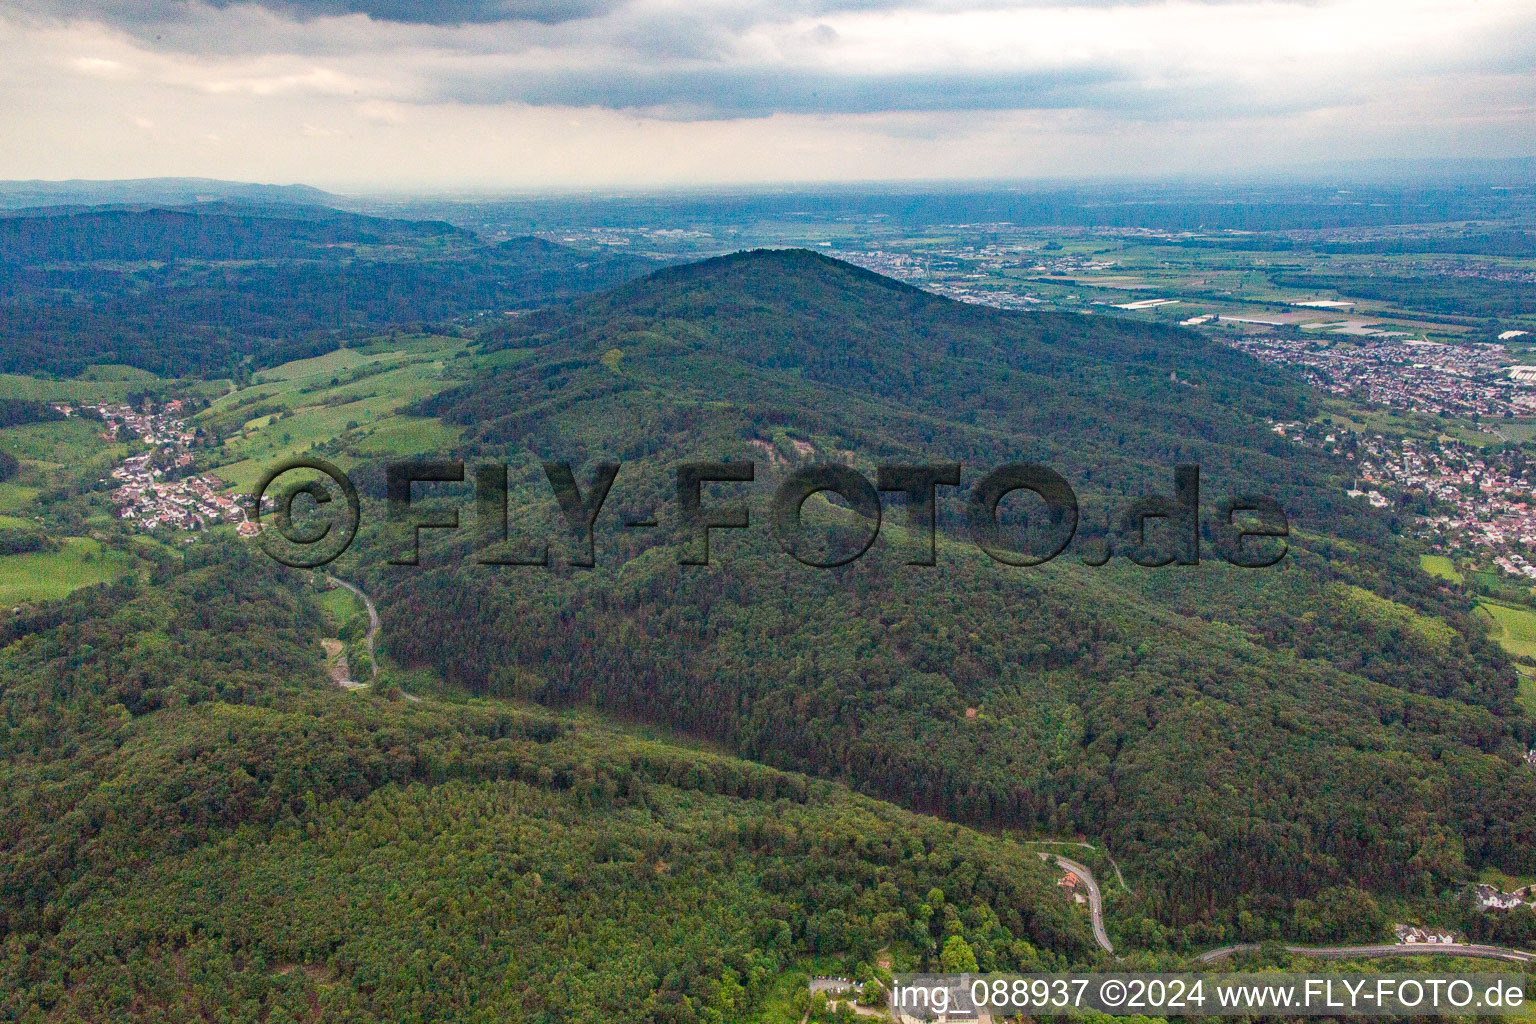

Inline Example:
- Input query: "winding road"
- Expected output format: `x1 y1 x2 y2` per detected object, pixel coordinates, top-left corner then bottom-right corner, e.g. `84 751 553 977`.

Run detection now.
1051 855 1114 955
1198 943 1536 965
1026 841 1131 893
1024 843 1532 967
323 575 419 701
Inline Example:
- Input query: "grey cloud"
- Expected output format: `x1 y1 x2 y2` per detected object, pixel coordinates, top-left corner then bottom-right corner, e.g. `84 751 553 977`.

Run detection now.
439 65 1132 118
208 0 618 25
427 56 1386 123
5 0 626 27
4 0 1337 32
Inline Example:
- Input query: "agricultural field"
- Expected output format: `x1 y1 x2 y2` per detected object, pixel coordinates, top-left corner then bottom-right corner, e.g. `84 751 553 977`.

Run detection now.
316 582 364 631
1476 599 1536 710
199 335 472 491
553 216 1532 353
1477 599 1536 657
0 481 38 514
0 402 131 522
0 365 224 403
1419 553 1463 582
4 416 125 466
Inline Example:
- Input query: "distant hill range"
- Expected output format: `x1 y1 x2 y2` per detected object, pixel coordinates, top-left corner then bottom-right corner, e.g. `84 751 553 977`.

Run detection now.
0 201 657 376
0 202 462 259
0 177 337 210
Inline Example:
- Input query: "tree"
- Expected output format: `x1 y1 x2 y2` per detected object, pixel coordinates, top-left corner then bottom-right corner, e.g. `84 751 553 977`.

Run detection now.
940 935 978 973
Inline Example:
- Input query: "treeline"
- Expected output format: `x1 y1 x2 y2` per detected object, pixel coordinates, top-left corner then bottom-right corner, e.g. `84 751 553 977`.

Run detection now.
0 398 62 428
0 205 466 263
1156 230 1536 258
0 526 56 555
1269 272 1536 318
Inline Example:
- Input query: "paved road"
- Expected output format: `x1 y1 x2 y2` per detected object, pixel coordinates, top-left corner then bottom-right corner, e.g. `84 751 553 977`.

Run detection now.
1023 841 1130 893
1053 855 1113 955
324 575 420 701
1198 943 1535 964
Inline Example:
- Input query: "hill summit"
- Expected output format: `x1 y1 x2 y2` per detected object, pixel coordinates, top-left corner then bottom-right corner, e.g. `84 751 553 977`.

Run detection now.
392 248 1536 940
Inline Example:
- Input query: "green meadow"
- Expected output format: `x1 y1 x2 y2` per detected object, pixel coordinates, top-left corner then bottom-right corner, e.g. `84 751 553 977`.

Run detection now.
1479 599 1536 659
3 417 126 465
0 365 224 403
0 413 129 520
316 583 364 631
1476 599 1536 712
0 536 132 605
1418 553 1463 582
0 482 39 514
200 335 471 492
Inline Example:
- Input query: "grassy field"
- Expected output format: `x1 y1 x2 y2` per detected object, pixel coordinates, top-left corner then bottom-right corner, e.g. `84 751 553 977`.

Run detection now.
1471 568 1508 591
200 335 471 492
0 414 130 520
317 584 364 631
2 417 124 464
251 346 411 384
1478 600 1536 659
1317 399 1493 448
1419 553 1463 582
347 416 464 456
1475 599 1536 712
0 537 132 605
0 481 39 514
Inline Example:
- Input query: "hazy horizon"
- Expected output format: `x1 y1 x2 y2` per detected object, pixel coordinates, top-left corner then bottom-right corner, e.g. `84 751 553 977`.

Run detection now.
7 154 1536 204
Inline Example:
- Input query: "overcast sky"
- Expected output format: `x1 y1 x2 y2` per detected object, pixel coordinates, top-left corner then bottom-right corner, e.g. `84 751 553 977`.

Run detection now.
0 0 1532 191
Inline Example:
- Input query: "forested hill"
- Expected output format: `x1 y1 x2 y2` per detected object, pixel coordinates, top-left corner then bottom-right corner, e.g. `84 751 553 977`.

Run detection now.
440 248 1372 542
0 541 1095 1020
0 204 656 377
0 203 468 261
378 248 1536 948
0 176 336 210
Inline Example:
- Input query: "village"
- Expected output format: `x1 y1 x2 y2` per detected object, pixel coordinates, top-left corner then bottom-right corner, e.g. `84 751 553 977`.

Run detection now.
1265 416 1536 575
53 399 255 535
1241 328 1536 577
1470 883 1536 912
1229 332 1536 420
1352 435 1536 570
